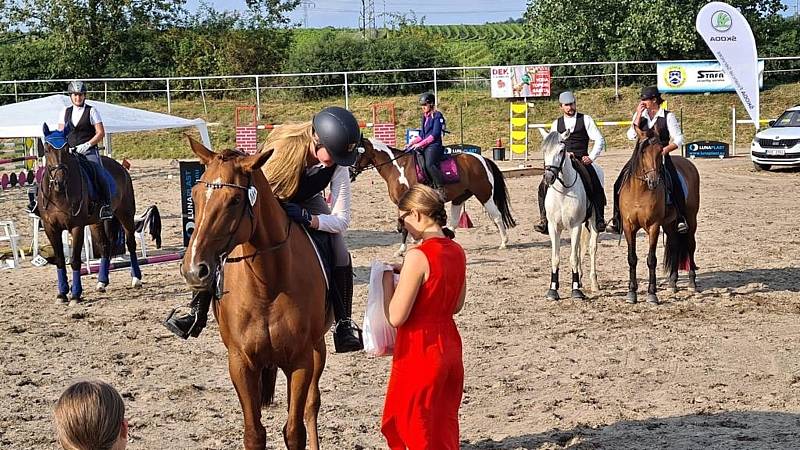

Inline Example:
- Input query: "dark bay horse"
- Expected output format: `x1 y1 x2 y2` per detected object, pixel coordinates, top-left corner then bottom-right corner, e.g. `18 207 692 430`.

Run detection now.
181 136 331 450
350 138 515 253
39 124 141 304
620 128 700 304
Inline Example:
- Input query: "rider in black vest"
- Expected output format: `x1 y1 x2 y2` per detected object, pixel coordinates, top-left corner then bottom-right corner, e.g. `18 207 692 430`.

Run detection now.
535 91 607 234
606 86 688 234
63 81 112 220
164 107 366 353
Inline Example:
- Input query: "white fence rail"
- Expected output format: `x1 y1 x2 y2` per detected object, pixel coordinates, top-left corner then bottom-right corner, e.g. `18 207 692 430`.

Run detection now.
1 57 799 116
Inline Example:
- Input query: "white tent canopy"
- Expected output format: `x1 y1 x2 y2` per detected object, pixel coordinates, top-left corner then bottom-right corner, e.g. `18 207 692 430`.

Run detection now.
0 94 211 149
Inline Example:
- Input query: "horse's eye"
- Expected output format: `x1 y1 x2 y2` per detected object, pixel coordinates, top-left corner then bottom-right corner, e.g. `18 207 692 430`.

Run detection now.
230 195 242 206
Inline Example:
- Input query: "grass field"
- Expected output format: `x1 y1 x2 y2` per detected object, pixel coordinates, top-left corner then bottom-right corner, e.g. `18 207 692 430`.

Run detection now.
91 82 800 160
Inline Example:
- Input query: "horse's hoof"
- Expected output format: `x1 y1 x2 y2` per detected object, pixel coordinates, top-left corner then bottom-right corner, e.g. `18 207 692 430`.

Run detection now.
546 289 560 301
571 289 586 300
669 285 678 294
96 282 107 293
131 278 142 289
591 283 601 293
626 292 638 304
647 293 659 305
55 294 68 305
688 285 698 293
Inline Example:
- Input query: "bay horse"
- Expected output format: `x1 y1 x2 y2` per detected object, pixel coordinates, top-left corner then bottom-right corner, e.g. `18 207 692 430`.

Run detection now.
539 129 600 301
180 136 331 450
350 138 515 253
620 127 700 304
39 124 141 304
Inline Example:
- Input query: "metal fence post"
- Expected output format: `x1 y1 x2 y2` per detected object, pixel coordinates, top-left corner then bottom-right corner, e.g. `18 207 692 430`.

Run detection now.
344 73 349 110
614 62 619 99
14 82 18 102
104 82 108 103
731 106 737 156
255 76 261 119
199 78 208 116
166 78 172 114
433 68 438 101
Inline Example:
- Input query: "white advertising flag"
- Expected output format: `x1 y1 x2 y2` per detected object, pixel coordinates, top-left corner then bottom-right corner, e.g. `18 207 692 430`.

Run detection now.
696 2 760 128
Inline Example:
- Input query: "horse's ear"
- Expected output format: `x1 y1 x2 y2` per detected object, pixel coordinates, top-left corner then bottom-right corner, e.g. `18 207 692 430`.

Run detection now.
241 148 273 173
537 127 548 139
559 129 571 141
37 138 45 157
634 125 648 142
42 123 51 136
186 134 215 165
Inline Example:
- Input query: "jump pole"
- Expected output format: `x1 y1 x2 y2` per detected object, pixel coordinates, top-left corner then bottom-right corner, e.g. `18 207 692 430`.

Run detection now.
80 251 184 276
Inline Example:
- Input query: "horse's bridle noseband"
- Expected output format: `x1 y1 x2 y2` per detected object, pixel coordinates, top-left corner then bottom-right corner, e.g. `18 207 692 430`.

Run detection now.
349 145 411 181
634 137 664 189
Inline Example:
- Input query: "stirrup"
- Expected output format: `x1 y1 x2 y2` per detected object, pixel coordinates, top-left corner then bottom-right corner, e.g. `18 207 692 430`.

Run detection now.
677 221 688 233
533 219 548 235
333 319 363 353
606 218 621 234
99 205 113 220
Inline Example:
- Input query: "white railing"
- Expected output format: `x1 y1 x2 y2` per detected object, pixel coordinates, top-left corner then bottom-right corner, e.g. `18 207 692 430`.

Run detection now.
1 57 798 115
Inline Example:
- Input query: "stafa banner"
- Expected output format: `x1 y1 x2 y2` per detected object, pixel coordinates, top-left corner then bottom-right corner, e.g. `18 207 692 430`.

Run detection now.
696 2 760 128
657 60 764 93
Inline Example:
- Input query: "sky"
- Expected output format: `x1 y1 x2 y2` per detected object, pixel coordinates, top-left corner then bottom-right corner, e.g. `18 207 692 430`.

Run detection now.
185 0 529 27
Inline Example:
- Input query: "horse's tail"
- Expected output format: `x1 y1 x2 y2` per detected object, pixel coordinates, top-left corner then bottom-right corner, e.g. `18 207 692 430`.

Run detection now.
663 229 696 273
261 365 278 408
485 158 516 228
135 205 162 249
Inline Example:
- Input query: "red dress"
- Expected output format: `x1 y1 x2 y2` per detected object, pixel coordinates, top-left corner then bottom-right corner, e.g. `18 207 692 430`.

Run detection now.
381 237 466 450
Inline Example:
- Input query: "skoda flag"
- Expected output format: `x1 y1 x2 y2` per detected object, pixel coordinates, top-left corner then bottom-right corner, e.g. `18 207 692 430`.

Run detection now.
696 2 760 128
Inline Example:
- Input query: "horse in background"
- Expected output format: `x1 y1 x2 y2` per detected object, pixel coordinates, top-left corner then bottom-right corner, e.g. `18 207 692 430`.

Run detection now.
180 136 331 450
539 129 600 301
38 124 142 304
350 138 516 254
619 127 700 304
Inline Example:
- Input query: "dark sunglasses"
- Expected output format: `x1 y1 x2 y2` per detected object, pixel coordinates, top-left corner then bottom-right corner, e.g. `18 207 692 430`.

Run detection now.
397 211 412 228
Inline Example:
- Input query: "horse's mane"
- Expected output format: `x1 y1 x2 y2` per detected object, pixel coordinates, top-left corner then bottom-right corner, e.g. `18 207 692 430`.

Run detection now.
540 131 562 163
368 137 402 155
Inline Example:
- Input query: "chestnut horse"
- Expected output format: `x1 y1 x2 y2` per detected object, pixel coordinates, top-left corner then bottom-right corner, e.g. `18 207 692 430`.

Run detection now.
39 124 142 304
620 128 700 304
350 138 515 253
180 136 331 450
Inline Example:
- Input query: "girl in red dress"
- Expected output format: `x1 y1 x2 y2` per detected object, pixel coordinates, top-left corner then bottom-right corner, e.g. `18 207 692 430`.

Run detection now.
381 184 467 450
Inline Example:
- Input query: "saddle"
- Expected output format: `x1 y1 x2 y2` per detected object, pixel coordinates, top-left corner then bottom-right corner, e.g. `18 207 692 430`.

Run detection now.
413 150 460 185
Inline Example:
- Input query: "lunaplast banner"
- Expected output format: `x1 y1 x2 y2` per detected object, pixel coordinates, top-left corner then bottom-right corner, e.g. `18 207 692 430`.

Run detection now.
490 65 551 98
657 60 764 93
696 2 760 128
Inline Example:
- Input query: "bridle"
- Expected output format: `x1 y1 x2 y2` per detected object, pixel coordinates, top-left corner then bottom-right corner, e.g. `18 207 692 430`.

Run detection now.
42 145 84 216
544 145 578 189
633 136 664 189
349 145 412 181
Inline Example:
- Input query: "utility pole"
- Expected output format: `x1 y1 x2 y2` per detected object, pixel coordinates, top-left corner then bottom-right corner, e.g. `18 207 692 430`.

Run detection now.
300 0 315 28
360 0 376 38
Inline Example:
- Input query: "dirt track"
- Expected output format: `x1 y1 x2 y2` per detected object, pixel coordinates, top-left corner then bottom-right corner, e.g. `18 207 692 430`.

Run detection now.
1 150 800 449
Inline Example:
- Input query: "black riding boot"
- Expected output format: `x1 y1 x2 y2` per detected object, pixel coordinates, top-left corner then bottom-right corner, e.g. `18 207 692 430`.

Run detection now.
534 178 548 234
163 290 213 339
98 181 113 220
331 259 363 353
606 170 625 234
664 156 688 233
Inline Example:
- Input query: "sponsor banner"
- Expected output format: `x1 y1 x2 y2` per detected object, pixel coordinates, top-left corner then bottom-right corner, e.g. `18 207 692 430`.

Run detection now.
686 140 729 159
491 65 551 98
696 2 760 128
658 60 764 93
179 160 204 247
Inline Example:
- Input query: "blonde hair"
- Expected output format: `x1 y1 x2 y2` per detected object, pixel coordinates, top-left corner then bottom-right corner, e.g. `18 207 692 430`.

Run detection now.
54 380 125 450
261 122 314 201
397 185 455 239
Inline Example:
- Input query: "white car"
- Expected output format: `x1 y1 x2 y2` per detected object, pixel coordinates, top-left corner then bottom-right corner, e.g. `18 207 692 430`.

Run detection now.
751 105 800 171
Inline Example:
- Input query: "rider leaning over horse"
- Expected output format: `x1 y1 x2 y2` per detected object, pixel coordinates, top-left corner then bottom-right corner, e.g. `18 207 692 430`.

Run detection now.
607 86 689 234
165 106 365 353
535 91 607 234
408 92 446 190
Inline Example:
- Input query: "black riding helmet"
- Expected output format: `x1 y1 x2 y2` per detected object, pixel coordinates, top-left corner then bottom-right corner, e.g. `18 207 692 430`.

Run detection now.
419 92 435 106
312 106 361 167
67 80 87 94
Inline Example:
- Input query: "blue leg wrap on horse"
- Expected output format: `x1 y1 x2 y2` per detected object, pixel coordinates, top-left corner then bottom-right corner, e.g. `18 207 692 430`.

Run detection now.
98 257 110 284
57 268 68 295
130 252 142 279
71 270 83 298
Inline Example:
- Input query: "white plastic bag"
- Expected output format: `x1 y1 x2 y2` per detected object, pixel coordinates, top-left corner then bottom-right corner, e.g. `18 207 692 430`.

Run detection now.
362 260 398 356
